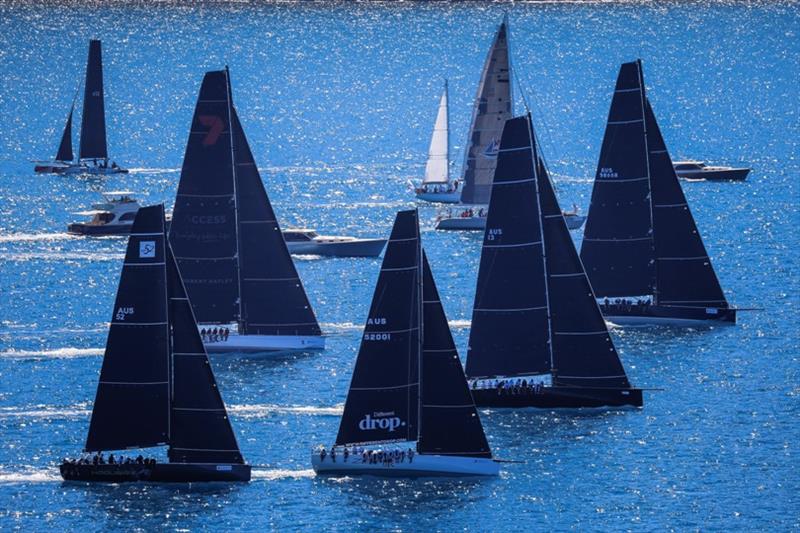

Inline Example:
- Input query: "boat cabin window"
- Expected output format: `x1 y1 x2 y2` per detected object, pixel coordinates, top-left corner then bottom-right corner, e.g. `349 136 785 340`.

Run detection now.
93 212 114 224
283 231 317 242
674 163 701 171
119 212 137 221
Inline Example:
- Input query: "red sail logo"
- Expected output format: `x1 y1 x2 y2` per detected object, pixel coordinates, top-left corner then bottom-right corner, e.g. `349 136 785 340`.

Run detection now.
198 115 224 146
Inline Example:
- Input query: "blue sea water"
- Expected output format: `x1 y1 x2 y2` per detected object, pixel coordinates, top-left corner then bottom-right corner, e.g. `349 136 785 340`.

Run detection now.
0 1 798 530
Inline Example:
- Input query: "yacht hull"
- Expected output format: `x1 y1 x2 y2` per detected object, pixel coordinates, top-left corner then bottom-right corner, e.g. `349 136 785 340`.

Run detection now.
675 168 749 181
436 214 585 231
415 190 461 204
67 223 131 236
59 462 251 483
202 331 325 353
311 453 499 477
286 238 387 258
601 303 737 326
471 385 643 408
35 163 128 175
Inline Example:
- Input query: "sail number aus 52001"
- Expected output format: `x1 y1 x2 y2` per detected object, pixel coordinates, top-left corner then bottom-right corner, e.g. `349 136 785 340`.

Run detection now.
364 333 391 341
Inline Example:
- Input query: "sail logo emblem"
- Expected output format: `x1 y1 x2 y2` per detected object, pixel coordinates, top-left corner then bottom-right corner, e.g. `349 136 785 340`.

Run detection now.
359 412 405 432
116 307 134 321
482 138 501 160
92 91 100 97
139 241 156 258
599 167 619 179
198 115 225 146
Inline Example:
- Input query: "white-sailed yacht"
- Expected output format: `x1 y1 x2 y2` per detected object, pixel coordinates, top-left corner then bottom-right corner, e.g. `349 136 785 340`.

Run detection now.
413 81 460 203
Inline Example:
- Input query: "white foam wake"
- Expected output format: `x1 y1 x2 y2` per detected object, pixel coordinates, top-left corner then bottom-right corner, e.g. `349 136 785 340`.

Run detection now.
320 322 361 333
0 406 91 419
0 468 61 484
227 404 343 418
0 232 76 243
251 468 315 480
448 319 471 329
0 348 104 359
3 252 123 262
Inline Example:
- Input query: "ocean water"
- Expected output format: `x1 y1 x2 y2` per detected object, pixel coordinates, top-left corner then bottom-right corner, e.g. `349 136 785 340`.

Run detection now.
0 1 798 530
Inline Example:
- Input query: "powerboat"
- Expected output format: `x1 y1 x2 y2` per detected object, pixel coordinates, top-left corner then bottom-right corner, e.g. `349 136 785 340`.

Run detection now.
435 207 586 231
673 160 750 181
67 191 141 235
282 229 387 257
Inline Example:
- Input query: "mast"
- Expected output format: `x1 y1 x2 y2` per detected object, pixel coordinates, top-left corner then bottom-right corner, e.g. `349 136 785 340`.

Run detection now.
636 59 657 304
445 79 450 183
224 66 245 330
415 209 423 449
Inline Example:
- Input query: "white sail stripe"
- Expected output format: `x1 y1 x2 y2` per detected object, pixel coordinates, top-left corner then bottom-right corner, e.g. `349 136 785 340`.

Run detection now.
549 272 584 278
130 232 164 237
544 214 564 219
423 348 456 353
422 299 440 304
615 87 642 93
351 383 417 391
176 193 233 199
364 327 419 334
474 305 546 312
100 380 168 385
554 331 608 336
494 177 535 185
170 297 189 301
595 176 649 183
558 375 627 379
381 265 418 272
658 256 709 261
483 240 542 249
172 407 225 412
607 118 644 125
654 203 688 208
388 237 418 243
498 145 532 153
650 149 668 154
244 277 300 281
123 262 165 267
174 256 235 261
583 237 651 242
170 447 239 452
421 404 475 408
172 352 206 356
112 321 168 326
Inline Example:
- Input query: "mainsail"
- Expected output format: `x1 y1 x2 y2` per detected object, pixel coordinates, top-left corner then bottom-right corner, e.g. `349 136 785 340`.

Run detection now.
56 102 75 162
336 210 421 447
79 39 108 160
85 205 171 452
466 115 631 389
422 81 449 185
459 20 513 205
169 68 320 336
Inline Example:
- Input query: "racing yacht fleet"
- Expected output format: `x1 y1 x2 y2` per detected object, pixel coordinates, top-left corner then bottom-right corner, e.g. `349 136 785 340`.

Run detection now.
45 23 749 482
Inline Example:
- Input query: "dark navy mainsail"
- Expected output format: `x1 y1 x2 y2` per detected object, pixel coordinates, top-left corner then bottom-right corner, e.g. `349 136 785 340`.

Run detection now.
85 205 170 452
418 252 491 458
231 106 321 336
166 241 244 464
336 210 421 446
580 60 655 298
459 20 513 205
465 116 550 379
466 115 632 389
56 103 74 162
646 99 728 308
79 39 108 160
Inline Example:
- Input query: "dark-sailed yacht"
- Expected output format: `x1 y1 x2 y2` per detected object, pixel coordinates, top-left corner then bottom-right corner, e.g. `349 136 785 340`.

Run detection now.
580 60 736 326
34 40 127 175
60 205 250 482
169 68 324 353
465 115 643 409
313 210 499 476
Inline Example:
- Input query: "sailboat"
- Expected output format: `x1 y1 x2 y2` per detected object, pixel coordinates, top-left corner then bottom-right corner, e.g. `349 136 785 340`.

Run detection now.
169 68 324 353
580 60 737 326
34 40 127 175
465 115 643 409
413 81 460 203
313 210 499 476
59 204 250 482
434 19 512 229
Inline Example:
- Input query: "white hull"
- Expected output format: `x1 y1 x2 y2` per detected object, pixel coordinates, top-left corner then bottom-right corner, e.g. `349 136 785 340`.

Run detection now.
285 238 386 258
435 215 486 230
415 190 461 204
202 330 325 353
604 315 734 327
311 451 499 477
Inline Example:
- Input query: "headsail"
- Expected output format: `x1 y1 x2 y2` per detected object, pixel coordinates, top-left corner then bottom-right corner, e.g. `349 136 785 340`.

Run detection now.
645 99 728 308
422 81 450 185
465 116 550 379
85 205 170 452
459 20 513 205
79 39 108 160
56 102 75 162
230 103 321 336
580 60 655 298
419 251 491 458
336 210 420 447
167 236 244 464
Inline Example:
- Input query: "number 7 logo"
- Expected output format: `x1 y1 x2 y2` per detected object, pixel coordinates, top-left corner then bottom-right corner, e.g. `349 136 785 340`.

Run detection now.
198 115 225 146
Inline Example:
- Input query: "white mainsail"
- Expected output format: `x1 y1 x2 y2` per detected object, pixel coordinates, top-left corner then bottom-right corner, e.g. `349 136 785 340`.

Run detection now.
422 81 450 185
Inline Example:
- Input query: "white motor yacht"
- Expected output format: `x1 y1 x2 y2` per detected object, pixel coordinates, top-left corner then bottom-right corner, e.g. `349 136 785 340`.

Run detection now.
282 228 387 257
67 191 141 235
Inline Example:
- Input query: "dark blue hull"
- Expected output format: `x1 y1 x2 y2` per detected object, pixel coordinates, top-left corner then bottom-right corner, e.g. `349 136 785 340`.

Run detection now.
59 462 251 482
600 303 737 326
471 385 643 408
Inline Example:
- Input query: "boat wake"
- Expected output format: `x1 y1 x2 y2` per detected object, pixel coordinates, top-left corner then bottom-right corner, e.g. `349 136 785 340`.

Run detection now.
0 403 341 420
251 468 316 480
0 468 61 484
0 347 104 359
448 319 471 329
3 252 124 262
0 232 75 243
0 405 91 419
321 322 361 334
125 167 180 174
227 404 343 418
